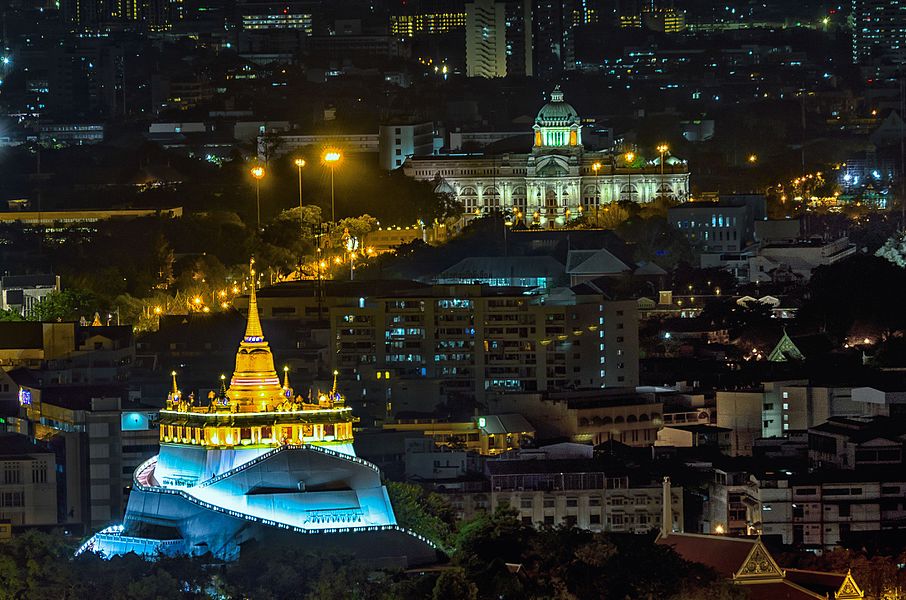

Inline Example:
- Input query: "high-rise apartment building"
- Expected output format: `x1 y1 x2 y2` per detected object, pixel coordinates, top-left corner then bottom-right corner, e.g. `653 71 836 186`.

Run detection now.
466 0 508 77
852 0 906 63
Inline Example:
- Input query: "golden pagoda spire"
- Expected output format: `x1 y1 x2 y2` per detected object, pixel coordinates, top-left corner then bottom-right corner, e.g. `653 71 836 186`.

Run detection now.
283 365 290 389
244 257 264 342
171 370 179 395
331 369 339 394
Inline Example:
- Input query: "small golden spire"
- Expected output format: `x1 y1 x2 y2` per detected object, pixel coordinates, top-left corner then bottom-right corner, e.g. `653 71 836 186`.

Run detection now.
171 370 178 395
331 369 339 394
283 365 290 389
219 373 227 395
92 312 102 327
244 257 264 342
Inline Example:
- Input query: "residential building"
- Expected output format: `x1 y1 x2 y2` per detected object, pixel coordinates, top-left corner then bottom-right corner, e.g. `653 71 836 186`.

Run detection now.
656 424 731 453
465 0 508 78
808 417 906 470
716 381 866 456
379 122 435 170
852 0 906 64
754 468 906 551
488 459 682 532
383 414 535 456
11 382 158 531
0 435 57 526
489 389 660 447
325 285 638 403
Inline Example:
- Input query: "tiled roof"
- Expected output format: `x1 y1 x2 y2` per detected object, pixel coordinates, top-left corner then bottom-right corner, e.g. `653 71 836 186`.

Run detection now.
656 533 756 577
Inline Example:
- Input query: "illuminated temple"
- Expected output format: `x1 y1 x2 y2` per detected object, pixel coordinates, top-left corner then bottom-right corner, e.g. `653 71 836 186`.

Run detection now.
80 261 436 565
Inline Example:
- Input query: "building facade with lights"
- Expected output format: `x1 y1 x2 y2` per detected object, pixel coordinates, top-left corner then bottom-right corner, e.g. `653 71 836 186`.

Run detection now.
403 88 691 224
80 263 436 565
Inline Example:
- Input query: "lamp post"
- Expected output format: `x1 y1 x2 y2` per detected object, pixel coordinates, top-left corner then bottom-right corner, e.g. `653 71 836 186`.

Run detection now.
250 165 266 230
656 144 669 202
624 151 635 203
592 161 601 226
323 150 342 225
294 157 306 230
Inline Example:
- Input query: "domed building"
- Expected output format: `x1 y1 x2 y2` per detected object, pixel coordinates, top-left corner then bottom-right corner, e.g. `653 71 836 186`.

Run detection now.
404 87 690 225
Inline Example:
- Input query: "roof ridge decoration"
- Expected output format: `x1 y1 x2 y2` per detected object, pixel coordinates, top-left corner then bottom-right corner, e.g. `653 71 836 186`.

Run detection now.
734 539 785 581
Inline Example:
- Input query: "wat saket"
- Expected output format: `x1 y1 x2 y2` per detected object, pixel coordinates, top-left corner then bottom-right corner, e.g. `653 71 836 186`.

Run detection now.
80 261 437 566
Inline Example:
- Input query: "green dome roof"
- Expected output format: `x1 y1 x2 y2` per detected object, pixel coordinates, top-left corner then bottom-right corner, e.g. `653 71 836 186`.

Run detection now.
535 87 579 127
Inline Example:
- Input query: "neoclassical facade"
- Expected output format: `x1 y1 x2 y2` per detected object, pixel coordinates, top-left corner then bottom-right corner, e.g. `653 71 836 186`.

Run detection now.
404 87 691 223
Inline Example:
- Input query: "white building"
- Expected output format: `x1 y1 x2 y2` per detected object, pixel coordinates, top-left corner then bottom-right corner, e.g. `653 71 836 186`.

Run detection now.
403 88 690 223
465 0 508 78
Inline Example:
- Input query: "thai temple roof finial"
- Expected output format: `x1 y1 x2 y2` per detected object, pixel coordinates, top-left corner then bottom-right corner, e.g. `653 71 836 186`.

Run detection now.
331 369 339 395
244 257 264 343
283 365 290 389
219 374 227 396
171 370 179 395
92 312 103 326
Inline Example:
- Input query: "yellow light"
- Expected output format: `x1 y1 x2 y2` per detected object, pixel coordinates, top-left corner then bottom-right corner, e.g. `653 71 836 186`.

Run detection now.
748 154 757 163
153 306 162 315
221 302 229 309
193 296 203 305
202 306 210 313
323 150 342 163
293 158 306 168
232 286 240 294
284 365 289 372
218 290 227 298
657 144 669 154
715 524 725 534
334 256 343 264
250 165 265 179
624 151 635 163
319 260 328 269
592 162 601 172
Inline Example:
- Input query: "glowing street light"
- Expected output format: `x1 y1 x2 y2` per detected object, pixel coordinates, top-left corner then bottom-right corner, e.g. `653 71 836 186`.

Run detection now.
293 157 306 249
322 150 342 224
624 151 636 202
656 144 669 201
250 165 266 230
748 154 758 164
592 161 602 223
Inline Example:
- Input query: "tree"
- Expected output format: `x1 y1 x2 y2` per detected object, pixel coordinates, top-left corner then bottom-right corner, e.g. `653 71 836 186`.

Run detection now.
385 481 455 551
432 569 478 600
27 289 98 322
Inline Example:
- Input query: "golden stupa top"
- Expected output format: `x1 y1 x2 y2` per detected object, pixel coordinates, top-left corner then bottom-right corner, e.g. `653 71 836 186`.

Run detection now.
164 258 346 416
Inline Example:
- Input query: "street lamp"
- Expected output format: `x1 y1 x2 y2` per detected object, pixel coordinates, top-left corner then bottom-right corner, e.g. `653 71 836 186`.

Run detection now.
657 144 669 202
323 149 342 224
293 158 306 259
592 161 602 225
250 165 266 230
624 151 635 203
343 230 359 281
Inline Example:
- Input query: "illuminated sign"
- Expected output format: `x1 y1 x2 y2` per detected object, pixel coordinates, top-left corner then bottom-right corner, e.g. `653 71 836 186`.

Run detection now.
18 388 31 406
